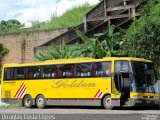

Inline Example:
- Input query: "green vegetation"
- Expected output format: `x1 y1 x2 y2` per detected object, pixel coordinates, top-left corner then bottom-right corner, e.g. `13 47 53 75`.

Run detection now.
122 0 160 77
0 44 9 84
0 103 22 108
36 25 122 60
36 41 86 61
0 19 22 34
0 1 159 77
0 43 9 60
76 25 123 58
31 5 93 30
0 5 93 34
123 0 160 63
36 0 160 77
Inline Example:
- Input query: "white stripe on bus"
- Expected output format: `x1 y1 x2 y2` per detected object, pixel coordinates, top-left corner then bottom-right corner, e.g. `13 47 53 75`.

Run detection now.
15 84 25 98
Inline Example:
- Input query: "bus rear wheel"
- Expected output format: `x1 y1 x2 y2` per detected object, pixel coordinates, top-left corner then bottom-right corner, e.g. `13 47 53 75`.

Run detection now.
23 95 33 109
36 95 46 109
102 95 114 110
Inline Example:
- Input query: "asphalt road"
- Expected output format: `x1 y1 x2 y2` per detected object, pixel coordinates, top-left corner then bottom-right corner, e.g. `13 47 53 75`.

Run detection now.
0 106 160 120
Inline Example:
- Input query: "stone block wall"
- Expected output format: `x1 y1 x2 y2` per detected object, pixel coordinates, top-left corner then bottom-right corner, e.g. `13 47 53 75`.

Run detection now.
0 28 68 64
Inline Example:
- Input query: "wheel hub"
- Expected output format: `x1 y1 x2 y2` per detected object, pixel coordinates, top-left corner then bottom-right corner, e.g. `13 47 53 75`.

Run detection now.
38 98 44 106
105 98 111 107
25 98 31 106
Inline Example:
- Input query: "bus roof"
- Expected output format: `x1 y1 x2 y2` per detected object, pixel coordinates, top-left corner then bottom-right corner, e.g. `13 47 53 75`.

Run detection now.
3 57 152 67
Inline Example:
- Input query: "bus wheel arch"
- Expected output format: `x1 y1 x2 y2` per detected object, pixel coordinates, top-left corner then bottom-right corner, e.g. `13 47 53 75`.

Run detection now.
22 94 33 109
35 94 46 109
101 94 114 110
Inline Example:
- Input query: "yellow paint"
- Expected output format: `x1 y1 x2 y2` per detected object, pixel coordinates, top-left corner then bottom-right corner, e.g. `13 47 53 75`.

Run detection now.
1 57 155 101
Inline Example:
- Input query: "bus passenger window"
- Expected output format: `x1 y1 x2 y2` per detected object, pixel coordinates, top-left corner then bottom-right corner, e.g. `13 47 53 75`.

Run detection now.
59 64 74 78
93 62 111 77
4 68 14 80
16 67 25 79
42 65 56 78
34 71 40 78
115 61 129 73
75 63 92 77
26 67 40 79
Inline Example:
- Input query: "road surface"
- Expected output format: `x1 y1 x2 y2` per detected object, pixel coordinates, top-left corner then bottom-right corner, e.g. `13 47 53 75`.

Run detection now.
0 106 160 120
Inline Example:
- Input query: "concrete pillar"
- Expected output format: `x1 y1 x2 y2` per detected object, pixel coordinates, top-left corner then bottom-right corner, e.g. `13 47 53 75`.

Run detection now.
84 16 88 33
123 0 127 6
104 0 107 18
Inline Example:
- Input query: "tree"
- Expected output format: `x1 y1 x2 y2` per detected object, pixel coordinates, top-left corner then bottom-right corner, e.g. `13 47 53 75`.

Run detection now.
123 0 160 62
0 43 9 61
36 41 86 61
76 25 123 58
0 19 22 34
0 43 9 83
122 0 160 78
36 25 123 61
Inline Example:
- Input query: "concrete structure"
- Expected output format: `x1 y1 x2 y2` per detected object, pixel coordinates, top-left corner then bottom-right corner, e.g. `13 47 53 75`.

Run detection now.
0 28 68 64
0 0 147 64
37 0 147 52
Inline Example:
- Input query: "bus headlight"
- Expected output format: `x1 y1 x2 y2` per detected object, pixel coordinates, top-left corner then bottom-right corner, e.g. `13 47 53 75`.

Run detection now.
154 96 159 100
133 95 143 99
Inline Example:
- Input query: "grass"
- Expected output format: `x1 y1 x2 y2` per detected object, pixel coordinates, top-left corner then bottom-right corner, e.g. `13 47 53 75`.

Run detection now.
0 4 93 34
17 5 93 32
0 104 23 109
30 5 93 30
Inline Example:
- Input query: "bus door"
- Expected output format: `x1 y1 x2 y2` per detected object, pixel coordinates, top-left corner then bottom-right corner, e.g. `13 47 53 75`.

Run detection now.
114 61 131 105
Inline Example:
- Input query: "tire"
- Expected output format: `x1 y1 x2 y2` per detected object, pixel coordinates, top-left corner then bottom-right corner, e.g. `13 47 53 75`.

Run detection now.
36 95 46 109
102 95 114 110
23 95 33 109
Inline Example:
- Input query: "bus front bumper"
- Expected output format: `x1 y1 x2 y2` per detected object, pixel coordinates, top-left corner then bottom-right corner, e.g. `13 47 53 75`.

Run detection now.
127 98 160 107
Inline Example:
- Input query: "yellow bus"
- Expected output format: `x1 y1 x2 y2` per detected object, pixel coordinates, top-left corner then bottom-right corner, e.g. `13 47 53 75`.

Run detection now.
1 57 160 109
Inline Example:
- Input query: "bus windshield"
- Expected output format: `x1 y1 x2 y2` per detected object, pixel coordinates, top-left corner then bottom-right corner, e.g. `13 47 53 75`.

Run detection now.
131 62 159 93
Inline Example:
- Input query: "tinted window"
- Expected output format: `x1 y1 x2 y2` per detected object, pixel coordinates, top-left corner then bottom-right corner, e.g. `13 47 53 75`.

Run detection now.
75 63 92 77
115 61 129 73
132 62 157 92
4 67 25 80
16 67 25 79
26 66 41 79
4 62 112 80
58 64 74 78
42 65 57 78
93 62 111 77
114 61 130 91
4 68 14 80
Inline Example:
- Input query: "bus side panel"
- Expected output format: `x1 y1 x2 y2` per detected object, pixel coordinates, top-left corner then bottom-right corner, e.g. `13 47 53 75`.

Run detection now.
2 77 111 100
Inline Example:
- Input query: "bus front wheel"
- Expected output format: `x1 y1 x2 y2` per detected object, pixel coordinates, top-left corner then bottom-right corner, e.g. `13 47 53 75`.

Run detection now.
23 95 33 109
102 95 114 110
36 95 46 109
